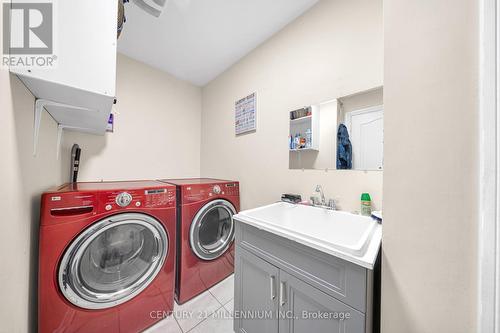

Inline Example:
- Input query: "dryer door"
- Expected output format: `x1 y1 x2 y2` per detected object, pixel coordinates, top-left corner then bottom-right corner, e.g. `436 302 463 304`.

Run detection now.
58 213 168 309
190 199 236 261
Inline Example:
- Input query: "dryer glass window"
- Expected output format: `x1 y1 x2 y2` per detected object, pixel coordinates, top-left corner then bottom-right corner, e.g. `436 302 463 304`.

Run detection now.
199 207 232 251
190 199 236 261
58 213 168 309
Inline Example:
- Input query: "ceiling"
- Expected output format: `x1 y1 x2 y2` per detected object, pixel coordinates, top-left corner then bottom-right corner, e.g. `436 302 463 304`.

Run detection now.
117 0 319 86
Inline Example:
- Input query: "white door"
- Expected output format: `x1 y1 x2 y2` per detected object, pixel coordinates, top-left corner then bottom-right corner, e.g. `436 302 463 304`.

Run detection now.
346 106 384 170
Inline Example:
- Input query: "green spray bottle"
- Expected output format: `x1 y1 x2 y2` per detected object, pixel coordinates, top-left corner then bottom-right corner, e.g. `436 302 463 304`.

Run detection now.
361 193 372 216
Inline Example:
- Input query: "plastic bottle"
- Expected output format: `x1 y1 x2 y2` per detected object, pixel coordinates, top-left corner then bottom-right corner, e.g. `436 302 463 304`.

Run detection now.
305 128 312 148
361 193 372 216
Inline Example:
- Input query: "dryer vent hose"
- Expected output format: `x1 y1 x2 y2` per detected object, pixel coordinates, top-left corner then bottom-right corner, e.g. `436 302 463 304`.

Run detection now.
70 144 81 183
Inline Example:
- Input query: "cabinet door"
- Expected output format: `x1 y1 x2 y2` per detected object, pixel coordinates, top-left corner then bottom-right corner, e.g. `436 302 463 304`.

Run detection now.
278 270 365 333
234 247 279 333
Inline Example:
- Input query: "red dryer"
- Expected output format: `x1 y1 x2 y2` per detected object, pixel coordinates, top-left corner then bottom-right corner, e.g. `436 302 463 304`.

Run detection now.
38 181 177 333
160 178 240 304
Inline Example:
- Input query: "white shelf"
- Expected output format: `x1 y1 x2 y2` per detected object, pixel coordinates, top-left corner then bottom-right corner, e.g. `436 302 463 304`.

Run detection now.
289 105 321 151
289 148 319 152
290 115 312 124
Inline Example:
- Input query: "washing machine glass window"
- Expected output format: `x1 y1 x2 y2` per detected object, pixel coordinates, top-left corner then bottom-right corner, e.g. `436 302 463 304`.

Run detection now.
190 199 236 261
58 213 168 309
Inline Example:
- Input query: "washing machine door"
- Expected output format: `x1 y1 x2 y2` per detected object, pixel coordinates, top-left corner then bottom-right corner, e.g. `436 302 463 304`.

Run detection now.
190 199 236 261
58 213 168 310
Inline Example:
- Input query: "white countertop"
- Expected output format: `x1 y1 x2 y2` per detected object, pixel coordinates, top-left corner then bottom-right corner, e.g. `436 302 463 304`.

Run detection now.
234 202 382 269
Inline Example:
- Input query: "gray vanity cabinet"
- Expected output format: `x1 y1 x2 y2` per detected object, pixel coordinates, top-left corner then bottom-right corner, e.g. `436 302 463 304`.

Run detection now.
235 247 280 333
278 270 364 333
234 222 374 333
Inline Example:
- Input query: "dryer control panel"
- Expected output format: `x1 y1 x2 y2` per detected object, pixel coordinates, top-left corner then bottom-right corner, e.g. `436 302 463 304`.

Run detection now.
182 182 239 203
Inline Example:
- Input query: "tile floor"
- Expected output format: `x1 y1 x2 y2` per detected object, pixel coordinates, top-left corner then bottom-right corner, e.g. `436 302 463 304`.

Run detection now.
145 274 235 333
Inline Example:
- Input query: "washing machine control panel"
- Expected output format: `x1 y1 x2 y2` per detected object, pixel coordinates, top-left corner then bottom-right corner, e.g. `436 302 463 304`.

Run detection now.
116 192 133 207
42 185 177 225
144 188 176 207
100 188 176 211
223 183 239 196
212 185 221 194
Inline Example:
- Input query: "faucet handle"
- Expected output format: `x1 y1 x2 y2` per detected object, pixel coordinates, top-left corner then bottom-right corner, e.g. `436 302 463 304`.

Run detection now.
310 196 320 206
328 198 336 210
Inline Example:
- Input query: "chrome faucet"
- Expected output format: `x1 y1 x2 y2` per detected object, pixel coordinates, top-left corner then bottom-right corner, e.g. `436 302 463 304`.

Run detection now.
315 185 326 206
311 185 336 210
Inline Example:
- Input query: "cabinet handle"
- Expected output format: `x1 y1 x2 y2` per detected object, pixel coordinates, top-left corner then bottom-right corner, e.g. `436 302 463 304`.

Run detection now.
270 275 276 300
280 281 287 306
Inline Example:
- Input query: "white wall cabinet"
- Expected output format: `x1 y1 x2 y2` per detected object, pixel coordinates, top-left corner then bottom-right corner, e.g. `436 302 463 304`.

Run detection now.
9 0 118 155
289 105 320 152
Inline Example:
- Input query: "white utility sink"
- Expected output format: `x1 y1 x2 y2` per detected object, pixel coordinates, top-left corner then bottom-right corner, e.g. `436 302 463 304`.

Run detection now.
234 202 382 269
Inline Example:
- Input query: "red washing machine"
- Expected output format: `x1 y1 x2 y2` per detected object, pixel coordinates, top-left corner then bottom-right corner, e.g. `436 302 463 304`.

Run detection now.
39 181 177 333
159 178 240 304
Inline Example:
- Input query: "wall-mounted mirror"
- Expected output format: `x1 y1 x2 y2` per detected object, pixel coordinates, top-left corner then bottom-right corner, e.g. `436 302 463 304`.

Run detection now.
288 86 383 171
337 87 384 170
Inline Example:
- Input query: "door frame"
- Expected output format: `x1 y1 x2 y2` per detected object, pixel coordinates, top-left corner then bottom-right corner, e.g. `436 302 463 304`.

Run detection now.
479 0 500 332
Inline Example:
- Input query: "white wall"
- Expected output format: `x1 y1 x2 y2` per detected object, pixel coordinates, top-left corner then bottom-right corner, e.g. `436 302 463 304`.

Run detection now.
0 7 64 333
0 51 202 332
201 0 383 212
383 0 478 332
0 70 65 333
62 54 202 181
